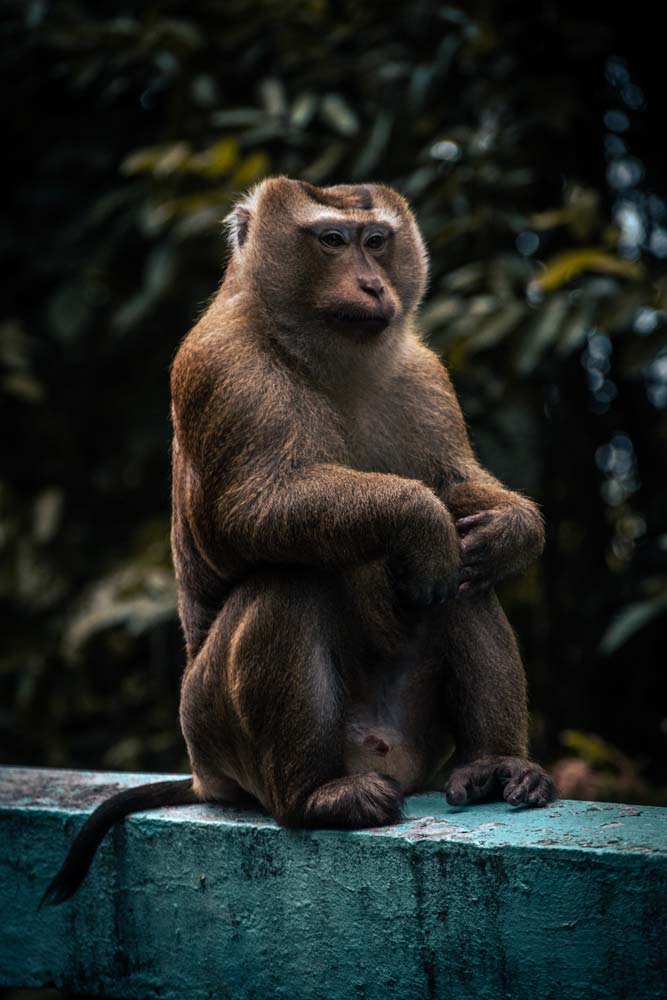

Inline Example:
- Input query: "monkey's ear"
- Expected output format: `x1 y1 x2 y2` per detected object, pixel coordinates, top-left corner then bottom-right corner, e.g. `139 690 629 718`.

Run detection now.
224 205 252 250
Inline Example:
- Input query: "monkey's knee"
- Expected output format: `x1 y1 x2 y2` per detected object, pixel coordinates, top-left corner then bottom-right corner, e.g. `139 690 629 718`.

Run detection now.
227 579 342 715
275 773 403 830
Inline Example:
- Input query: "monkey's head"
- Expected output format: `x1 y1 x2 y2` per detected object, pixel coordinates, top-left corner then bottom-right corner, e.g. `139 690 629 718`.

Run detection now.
225 177 429 366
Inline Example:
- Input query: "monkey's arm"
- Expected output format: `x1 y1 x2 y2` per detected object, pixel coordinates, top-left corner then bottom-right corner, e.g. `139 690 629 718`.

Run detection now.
218 462 461 604
171 329 465 601
421 354 544 596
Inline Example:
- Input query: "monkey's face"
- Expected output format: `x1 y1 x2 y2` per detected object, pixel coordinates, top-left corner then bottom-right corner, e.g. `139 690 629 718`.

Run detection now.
299 216 400 336
231 179 429 343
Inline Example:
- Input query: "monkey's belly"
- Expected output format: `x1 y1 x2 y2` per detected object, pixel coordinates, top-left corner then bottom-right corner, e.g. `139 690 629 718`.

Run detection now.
344 709 453 794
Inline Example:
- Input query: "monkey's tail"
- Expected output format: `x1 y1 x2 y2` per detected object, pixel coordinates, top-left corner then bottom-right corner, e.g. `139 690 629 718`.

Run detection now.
38 777 197 908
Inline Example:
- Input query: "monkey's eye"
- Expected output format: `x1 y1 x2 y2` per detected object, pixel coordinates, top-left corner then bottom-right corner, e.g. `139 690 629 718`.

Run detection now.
319 231 346 248
364 233 386 251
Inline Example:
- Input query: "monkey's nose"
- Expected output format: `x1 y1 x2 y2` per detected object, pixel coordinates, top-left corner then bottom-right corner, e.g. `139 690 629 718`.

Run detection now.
358 276 384 299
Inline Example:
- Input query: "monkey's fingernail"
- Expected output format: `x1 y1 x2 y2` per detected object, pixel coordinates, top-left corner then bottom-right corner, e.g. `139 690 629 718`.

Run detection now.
456 512 492 533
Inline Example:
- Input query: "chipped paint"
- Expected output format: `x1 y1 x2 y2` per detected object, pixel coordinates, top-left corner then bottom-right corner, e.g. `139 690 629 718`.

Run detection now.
1 767 666 1000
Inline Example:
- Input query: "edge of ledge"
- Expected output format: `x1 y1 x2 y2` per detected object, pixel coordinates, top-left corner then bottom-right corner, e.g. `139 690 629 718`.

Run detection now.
1 765 666 859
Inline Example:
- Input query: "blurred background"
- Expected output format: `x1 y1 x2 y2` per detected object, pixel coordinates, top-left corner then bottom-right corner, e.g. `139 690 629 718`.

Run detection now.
2 0 666 808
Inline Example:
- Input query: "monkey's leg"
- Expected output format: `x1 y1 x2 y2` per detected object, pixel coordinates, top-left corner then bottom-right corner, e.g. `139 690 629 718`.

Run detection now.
180 569 403 829
435 592 555 808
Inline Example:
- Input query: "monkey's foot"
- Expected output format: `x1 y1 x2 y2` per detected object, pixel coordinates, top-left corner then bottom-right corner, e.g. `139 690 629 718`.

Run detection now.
299 772 404 829
445 756 556 808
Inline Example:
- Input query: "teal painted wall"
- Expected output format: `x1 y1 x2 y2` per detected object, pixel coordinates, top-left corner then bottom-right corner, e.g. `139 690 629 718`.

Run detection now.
1 767 666 1000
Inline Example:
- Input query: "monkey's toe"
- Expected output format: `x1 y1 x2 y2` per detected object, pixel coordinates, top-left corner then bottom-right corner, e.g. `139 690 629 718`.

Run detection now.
444 762 496 806
504 768 555 807
500 761 556 808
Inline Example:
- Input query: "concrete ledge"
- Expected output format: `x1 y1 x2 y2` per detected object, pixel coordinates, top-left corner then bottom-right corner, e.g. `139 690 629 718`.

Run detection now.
1 767 666 1000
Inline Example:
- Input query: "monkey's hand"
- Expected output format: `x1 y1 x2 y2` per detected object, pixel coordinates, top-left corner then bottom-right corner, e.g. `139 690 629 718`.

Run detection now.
391 497 461 607
455 504 543 597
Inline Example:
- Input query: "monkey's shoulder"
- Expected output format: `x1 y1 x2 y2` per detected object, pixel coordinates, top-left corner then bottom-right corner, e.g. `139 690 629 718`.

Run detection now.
173 314 270 406
172 310 256 394
173 317 343 465
384 340 464 430
398 338 456 390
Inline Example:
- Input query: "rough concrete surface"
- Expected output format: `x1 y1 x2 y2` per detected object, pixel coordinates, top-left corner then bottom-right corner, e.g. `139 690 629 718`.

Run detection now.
1 767 665 1000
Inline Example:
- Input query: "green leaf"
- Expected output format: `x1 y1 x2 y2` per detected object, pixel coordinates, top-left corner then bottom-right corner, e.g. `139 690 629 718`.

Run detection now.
530 249 643 294
599 596 667 655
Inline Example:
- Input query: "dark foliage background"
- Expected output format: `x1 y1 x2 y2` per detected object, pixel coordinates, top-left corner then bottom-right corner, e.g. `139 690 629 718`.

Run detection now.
2 0 666 804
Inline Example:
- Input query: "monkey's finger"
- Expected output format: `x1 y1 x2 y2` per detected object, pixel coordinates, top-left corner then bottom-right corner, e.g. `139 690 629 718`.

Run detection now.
458 565 489 589
458 578 491 598
458 581 489 598
455 511 494 535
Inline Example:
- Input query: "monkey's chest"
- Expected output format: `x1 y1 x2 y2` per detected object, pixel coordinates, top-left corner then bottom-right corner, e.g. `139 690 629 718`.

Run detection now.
345 410 450 487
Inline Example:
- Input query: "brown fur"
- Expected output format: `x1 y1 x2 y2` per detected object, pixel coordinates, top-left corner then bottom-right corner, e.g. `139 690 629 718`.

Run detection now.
171 176 555 826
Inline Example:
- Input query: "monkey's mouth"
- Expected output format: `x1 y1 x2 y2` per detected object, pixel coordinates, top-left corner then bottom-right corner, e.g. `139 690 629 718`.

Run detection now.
325 309 393 334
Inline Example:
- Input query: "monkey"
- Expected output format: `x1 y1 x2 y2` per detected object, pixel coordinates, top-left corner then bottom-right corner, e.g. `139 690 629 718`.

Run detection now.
41 177 554 907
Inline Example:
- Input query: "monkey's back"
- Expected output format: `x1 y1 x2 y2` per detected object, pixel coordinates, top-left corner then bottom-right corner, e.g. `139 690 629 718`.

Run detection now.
169 291 349 658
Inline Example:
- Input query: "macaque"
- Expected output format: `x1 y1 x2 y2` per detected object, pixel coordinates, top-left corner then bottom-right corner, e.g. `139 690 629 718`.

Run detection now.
42 177 554 906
